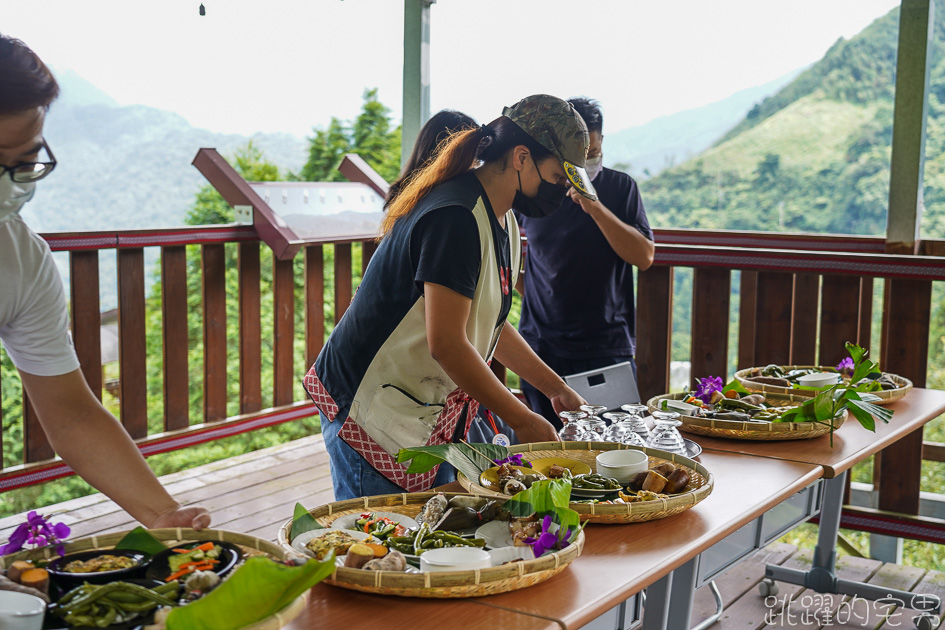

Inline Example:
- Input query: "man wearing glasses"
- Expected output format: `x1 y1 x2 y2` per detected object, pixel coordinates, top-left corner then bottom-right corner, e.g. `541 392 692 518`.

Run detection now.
0 34 211 530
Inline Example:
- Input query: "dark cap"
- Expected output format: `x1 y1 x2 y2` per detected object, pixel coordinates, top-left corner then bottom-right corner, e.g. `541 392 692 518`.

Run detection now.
502 94 597 200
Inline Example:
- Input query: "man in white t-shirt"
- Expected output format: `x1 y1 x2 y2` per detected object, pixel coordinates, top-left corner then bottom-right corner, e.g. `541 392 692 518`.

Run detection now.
0 33 210 529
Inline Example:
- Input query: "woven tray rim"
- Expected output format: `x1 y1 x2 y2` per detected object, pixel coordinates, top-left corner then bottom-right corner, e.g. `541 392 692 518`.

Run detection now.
276 491 584 598
734 366 912 405
456 442 714 523
647 392 847 440
0 528 305 630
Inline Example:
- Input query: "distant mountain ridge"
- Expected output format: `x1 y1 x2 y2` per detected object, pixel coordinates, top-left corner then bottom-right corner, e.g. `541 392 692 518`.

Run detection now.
642 6 945 240
604 69 803 179
20 71 308 234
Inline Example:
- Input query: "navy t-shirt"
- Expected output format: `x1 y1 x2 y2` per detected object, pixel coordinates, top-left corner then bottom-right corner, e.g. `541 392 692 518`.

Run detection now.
517 167 653 360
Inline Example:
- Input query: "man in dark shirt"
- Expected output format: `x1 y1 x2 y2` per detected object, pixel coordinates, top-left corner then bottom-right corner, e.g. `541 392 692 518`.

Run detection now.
517 97 655 429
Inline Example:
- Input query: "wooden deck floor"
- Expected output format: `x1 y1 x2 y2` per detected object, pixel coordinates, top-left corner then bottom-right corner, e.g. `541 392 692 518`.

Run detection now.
2 436 943 629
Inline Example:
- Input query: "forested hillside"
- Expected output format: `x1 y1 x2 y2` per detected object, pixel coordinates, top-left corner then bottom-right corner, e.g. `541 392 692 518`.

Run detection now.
644 6 945 240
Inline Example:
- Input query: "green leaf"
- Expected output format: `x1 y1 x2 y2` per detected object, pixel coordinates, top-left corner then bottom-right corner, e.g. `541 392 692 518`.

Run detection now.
505 479 583 547
289 502 324 542
722 379 751 395
846 342 867 365
396 443 509 482
849 399 894 425
166 556 335 630
113 527 168 556
846 402 876 432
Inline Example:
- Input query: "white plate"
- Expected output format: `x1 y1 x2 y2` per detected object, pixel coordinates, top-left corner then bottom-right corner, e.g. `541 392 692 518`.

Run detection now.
328 511 418 532
475 520 515 549
488 546 535 566
291 528 372 559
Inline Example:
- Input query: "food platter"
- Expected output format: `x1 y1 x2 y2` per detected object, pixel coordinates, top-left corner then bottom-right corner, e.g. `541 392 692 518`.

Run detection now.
457 442 713 525
0 528 307 630
328 511 418 532
734 365 912 405
278 492 584 598
647 392 846 441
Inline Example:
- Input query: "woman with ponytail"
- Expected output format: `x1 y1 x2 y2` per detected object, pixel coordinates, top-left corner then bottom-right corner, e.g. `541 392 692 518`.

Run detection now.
304 95 600 500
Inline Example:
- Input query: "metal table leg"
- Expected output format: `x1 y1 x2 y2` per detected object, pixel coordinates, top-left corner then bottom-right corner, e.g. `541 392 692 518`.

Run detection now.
691 582 724 630
764 471 942 617
642 572 673 630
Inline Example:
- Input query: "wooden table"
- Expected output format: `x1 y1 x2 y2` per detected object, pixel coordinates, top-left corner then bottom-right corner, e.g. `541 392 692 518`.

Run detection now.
283 450 823 630
672 387 945 629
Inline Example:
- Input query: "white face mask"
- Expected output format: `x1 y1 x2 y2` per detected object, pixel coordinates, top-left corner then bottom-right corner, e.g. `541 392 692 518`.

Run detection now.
585 155 603 181
0 176 36 221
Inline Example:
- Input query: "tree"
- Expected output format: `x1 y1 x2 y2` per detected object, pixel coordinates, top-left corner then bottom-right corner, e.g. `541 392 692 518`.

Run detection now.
295 88 401 183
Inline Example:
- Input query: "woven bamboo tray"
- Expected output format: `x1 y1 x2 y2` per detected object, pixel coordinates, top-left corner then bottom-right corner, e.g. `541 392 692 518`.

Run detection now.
457 442 713 525
648 392 847 441
277 492 583 598
0 528 305 630
734 366 912 405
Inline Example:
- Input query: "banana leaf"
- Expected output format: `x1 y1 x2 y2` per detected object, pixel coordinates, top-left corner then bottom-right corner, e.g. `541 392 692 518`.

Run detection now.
166 556 335 630
289 502 325 542
113 526 168 555
396 442 509 482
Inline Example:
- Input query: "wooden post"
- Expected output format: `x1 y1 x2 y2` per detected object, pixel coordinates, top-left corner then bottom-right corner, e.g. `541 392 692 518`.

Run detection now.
118 248 148 438
636 266 673 401
238 242 262 415
201 244 227 422
691 268 730 380
162 246 190 430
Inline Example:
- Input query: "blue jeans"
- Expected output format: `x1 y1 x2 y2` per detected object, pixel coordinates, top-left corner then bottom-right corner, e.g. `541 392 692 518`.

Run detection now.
319 410 457 501
521 355 637 430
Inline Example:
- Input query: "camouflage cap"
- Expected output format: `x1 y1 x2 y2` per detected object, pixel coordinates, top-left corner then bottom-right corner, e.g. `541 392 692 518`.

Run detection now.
502 94 597 201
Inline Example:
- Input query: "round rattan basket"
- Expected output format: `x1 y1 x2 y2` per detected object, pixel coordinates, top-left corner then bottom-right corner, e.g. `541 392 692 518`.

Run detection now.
0 528 306 630
734 366 912 405
457 441 713 525
647 392 847 441
277 492 582 598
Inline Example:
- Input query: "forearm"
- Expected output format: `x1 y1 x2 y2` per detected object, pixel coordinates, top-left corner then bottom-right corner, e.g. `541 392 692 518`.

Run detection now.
493 325 567 399
19 370 180 525
587 204 655 269
430 335 536 431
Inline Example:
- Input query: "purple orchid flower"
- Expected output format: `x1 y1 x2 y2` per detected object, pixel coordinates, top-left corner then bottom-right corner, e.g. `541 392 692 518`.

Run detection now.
523 515 572 558
0 511 70 556
836 357 854 374
494 454 532 468
694 376 724 404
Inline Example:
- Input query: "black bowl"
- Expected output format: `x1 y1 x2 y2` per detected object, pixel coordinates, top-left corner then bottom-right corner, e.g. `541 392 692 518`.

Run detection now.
46 550 150 589
144 541 242 583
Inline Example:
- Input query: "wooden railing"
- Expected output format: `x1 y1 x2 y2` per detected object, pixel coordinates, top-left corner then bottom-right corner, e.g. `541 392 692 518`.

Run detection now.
2 224 944 537
0 225 377 491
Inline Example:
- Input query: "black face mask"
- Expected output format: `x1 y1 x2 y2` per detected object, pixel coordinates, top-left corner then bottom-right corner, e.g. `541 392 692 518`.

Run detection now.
513 158 569 218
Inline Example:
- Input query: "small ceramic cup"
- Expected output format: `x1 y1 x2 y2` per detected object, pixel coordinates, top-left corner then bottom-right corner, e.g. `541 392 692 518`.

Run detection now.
797 372 841 388
0 591 46 630
595 449 649 484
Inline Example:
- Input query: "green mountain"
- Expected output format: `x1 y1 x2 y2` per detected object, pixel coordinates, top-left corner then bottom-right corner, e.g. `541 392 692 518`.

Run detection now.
605 68 803 179
19 71 308 234
643 6 945 240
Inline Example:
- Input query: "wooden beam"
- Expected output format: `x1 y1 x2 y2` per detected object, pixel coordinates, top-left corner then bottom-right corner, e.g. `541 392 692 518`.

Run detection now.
239 242 262 415
334 244 353 324
273 258 295 407
162 246 190 431
737 271 758 368
789 273 819 365
201 244 227 422
886 0 934 254
118 248 148 439
70 250 102 399
691 267 730 380
305 245 325 369
636 266 673 401
818 275 861 367
753 272 793 366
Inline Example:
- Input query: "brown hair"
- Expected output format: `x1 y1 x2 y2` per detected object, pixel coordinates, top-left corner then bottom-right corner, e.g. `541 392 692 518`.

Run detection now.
380 116 552 237
0 34 60 115
386 109 477 209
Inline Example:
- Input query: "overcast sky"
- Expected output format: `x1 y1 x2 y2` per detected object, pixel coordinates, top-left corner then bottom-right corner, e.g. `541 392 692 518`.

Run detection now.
3 0 901 137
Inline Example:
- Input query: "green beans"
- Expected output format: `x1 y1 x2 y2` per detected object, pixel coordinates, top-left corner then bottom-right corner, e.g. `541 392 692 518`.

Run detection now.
52 581 180 627
386 525 485 556
572 473 621 490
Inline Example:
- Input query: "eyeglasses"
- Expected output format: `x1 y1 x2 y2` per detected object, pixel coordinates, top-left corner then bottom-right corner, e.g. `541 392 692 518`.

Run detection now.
0 141 56 183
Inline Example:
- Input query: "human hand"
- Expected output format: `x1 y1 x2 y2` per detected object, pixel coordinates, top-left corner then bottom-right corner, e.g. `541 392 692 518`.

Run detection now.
549 385 587 418
150 505 212 531
567 187 600 214
515 414 561 444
